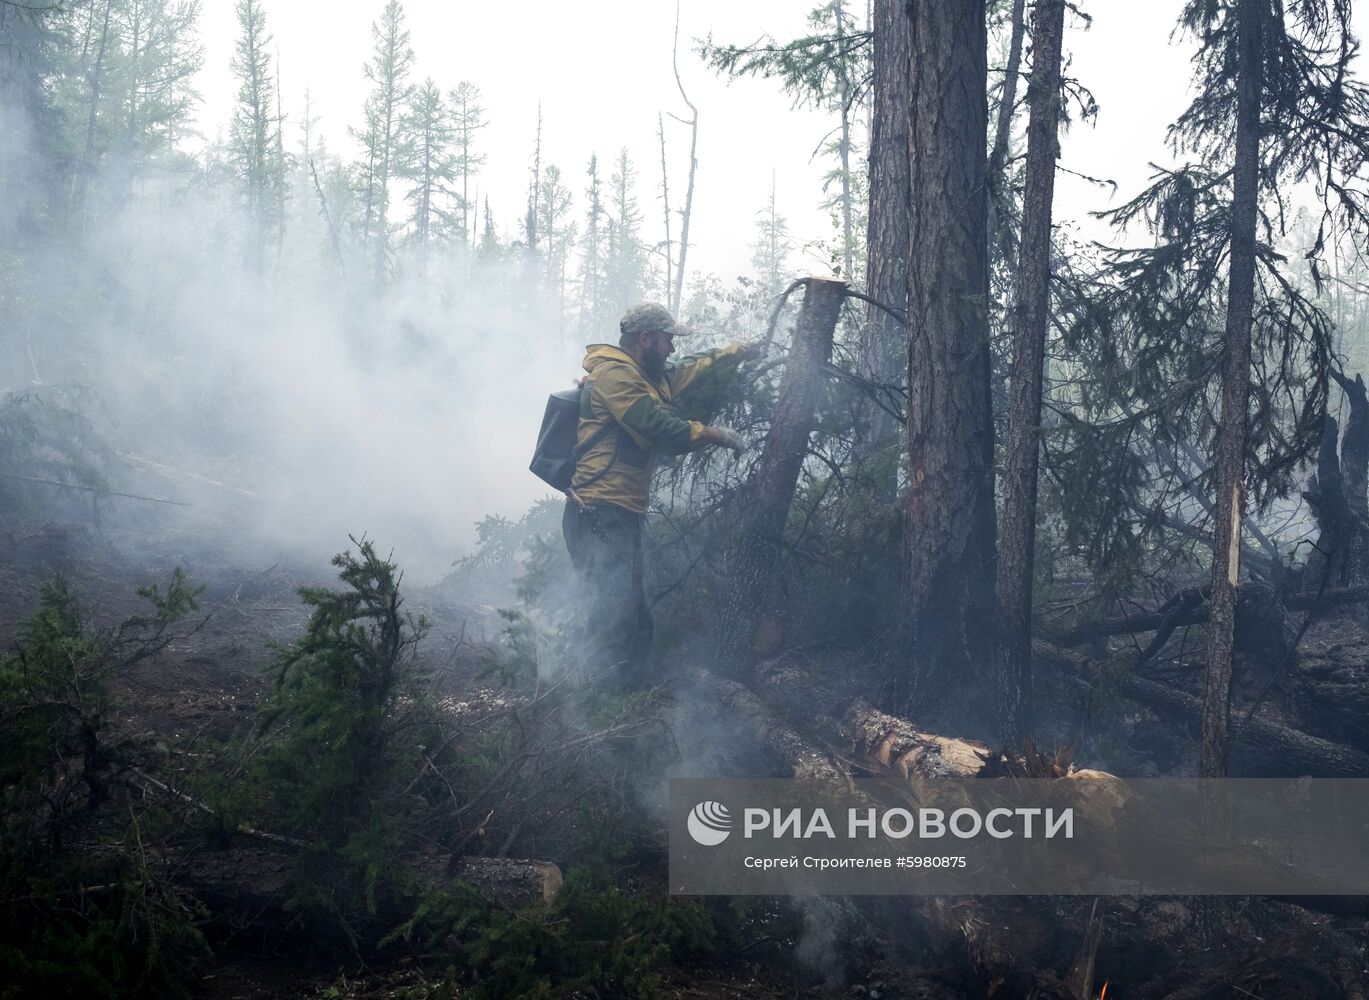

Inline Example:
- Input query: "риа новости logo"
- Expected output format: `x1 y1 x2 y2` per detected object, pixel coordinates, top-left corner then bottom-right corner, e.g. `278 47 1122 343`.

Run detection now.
686 801 732 846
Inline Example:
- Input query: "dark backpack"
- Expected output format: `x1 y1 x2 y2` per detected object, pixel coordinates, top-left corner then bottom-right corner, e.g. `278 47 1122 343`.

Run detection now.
529 384 618 492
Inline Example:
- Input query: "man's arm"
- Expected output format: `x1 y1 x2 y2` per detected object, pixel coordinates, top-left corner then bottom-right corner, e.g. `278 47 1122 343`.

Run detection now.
593 362 707 455
664 343 744 397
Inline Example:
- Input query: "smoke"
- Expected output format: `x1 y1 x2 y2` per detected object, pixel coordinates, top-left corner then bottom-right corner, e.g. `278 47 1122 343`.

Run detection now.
6 140 587 583
794 895 851 987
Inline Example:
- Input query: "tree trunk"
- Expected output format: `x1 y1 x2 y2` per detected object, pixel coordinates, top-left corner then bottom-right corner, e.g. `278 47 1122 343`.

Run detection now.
855 0 910 499
902 0 997 728
715 278 845 667
986 0 1027 257
835 0 855 282
1201 0 1264 780
995 0 1065 749
1306 371 1369 590
76 0 113 226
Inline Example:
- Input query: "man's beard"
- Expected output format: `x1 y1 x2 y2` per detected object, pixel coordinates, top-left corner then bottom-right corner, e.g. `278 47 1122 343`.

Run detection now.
641 353 667 379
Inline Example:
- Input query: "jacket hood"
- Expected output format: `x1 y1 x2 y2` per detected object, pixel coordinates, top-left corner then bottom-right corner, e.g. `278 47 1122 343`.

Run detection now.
582 343 638 375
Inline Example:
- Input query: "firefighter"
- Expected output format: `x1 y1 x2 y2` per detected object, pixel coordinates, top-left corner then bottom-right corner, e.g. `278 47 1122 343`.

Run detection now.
563 302 763 689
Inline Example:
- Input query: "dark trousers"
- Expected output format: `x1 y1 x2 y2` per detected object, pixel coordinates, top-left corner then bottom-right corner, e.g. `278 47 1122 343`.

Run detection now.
562 501 654 689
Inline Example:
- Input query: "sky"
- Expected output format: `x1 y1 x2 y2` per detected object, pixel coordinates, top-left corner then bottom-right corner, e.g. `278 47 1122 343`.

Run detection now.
188 0 1223 286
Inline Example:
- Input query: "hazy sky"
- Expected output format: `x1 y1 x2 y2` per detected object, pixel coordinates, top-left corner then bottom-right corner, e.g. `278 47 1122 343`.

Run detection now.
186 1 1239 286
187 0 1369 286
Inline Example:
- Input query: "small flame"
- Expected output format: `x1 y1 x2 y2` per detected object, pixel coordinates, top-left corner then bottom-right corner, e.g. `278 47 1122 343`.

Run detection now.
1098 983 1109 1000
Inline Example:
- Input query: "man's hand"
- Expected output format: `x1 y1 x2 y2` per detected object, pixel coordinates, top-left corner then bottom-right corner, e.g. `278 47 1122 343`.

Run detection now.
738 340 770 362
703 425 745 452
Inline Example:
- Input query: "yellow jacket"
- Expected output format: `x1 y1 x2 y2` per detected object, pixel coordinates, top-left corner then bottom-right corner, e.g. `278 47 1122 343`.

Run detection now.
571 343 744 513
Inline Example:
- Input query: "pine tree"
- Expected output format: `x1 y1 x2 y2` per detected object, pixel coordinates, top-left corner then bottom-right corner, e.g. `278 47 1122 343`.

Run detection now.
115 0 203 167
229 0 283 269
537 163 575 324
750 173 793 297
995 0 1066 748
1050 0 1369 777
901 0 996 725
397 77 454 273
603 147 645 314
854 0 910 495
448 80 487 249
354 0 414 285
577 154 606 337
0 2 66 233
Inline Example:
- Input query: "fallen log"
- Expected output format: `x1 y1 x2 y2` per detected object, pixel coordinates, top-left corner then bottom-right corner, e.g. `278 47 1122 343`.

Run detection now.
1046 583 1369 647
124 768 563 913
844 700 992 780
1034 640 1369 777
690 667 857 794
176 846 561 917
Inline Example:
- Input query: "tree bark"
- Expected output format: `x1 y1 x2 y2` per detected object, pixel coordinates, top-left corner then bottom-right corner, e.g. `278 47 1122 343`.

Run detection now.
855 0 911 499
902 0 997 727
995 0 1065 749
715 278 845 667
1305 371 1369 590
986 0 1027 257
1201 0 1264 780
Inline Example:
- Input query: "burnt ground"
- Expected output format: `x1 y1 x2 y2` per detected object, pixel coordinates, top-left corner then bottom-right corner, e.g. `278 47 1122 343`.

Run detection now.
6 523 1369 998
0 524 885 999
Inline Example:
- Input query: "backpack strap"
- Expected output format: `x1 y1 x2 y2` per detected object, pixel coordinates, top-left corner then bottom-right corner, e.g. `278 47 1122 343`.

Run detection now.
569 382 623 491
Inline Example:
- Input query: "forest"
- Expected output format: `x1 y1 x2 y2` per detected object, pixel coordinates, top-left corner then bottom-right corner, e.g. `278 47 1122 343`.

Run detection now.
4 0 1369 997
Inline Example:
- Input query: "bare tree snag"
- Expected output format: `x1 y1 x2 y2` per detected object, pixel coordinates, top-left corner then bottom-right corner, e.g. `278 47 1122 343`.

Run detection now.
902 0 997 726
855 0 911 497
1202 0 1264 781
1306 371 1369 590
657 111 673 308
996 0 1065 748
669 2 698 315
714 277 845 667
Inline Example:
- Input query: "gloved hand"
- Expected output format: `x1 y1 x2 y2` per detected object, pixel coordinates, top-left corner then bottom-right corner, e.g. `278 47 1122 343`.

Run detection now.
704 425 746 452
738 340 770 362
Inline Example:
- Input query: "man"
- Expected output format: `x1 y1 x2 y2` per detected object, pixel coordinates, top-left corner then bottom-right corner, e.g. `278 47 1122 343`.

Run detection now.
564 302 761 690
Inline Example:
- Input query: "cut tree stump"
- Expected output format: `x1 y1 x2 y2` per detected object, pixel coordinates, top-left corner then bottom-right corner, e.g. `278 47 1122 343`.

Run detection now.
714 276 845 668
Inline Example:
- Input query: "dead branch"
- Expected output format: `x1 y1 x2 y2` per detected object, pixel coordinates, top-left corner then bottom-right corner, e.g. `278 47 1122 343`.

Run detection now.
1046 584 1369 646
1034 641 1369 777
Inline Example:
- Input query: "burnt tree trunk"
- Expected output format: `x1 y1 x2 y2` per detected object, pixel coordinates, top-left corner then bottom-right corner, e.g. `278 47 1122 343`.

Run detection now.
855 0 911 500
715 277 845 667
995 0 1065 749
1201 0 1264 781
902 0 997 726
1306 371 1369 590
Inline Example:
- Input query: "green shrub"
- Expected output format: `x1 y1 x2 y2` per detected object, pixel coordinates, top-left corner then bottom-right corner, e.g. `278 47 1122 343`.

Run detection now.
250 538 445 922
388 869 720 999
0 572 208 998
